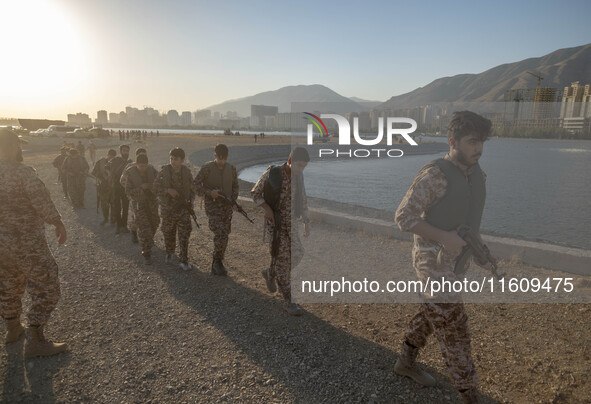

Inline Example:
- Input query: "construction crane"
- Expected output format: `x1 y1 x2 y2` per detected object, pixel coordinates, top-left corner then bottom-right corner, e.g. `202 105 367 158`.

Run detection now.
526 71 543 88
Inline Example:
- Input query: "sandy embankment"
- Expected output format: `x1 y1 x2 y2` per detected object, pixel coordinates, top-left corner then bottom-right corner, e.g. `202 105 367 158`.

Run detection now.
1 133 589 403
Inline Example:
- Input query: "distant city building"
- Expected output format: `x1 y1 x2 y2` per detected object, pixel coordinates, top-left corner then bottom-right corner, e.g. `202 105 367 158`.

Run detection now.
194 109 212 125
167 110 180 126
213 111 220 120
250 105 278 128
109 112 120 124
560 82 590 119
96 110 108 125
67 113 92 127
180 111 192 126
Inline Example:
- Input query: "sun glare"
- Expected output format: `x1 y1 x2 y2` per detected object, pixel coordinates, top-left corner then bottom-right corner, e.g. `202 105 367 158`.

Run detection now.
1 0 91 103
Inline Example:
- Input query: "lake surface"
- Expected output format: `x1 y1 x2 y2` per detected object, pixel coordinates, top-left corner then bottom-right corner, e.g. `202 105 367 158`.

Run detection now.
239 138 591 249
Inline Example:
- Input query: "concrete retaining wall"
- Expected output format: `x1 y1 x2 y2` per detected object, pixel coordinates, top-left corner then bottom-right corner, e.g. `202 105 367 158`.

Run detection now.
237 197 591 276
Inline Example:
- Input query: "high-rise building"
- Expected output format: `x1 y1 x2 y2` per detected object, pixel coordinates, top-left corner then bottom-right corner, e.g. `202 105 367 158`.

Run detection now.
109 112 120 124
96 110 108 125
67 113 92 126
250 105 278 128
167 110 180 126
560 82 587 118
180 111 192 126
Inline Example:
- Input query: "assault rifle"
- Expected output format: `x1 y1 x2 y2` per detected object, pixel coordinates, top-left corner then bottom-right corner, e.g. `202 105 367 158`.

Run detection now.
176 199 200 229
451 225 505 280
203 187 255 224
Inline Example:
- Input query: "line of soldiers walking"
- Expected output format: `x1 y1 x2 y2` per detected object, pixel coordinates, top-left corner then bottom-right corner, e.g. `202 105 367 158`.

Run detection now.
2 112 495 402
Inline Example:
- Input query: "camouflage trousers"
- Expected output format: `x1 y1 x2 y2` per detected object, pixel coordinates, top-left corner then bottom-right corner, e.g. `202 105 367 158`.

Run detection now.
67 174 86 207
160 205 192 262
112 186 129 229
132 201 160 256
0 232 60 325
97 181 111 222
60 171 68 197
269 225 304 301
403 247 477 391
205 203 233 261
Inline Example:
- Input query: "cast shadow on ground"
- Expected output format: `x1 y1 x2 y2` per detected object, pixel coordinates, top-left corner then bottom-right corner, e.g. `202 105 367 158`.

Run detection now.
2 337 72 403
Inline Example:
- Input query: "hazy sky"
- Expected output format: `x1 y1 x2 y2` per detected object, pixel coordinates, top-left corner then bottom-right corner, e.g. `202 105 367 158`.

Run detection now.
2 0 590 120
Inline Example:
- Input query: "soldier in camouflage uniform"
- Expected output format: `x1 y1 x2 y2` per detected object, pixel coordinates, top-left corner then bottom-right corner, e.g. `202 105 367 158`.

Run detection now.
251 147 311 316
125 154 159 265
0 129 68 357
61 148 89 209
394 111 497 404
154 147 195 271
92 149 117 225
120 148 147 244
194 144 239 276
107 145 132 234
52 147 68 193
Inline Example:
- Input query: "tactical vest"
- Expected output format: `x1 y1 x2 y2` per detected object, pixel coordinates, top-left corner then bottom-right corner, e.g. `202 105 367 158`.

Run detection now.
127 165 157 188
203 161 234 196
160 165 193 204
263 165 283 210
424 159 486 232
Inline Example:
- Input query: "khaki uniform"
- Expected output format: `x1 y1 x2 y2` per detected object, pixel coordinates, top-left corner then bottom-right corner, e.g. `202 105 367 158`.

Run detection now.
125 165 160 256
0 161 62 325
62 154 89 208
154 165 195 263
394 155 486 391
194 161 239 261
251 163 307 301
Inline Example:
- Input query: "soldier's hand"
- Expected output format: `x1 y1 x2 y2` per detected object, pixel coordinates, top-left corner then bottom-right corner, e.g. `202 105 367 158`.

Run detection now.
167 188 179 198
210 189 220 200
55 221 67 244
441 231 466 257
141 183 152 190
232 204 239 212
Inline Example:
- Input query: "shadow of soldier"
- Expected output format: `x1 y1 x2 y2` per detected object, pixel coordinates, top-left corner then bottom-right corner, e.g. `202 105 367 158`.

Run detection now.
2 337 71 403
136 261 502 403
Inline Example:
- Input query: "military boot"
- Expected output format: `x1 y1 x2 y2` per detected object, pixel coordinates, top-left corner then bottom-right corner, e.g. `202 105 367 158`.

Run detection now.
5 318 24 344
285 301 303 316
142 252 152 266
261 268 277 293
460 388 479 404
211 259 227 276
394 342 436 386
24 325 68 358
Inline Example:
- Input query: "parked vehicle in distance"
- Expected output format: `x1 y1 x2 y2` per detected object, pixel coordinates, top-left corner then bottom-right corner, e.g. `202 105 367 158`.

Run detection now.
65 126 110 138
0 125 29 136
47 125 79 137
30 128 49 137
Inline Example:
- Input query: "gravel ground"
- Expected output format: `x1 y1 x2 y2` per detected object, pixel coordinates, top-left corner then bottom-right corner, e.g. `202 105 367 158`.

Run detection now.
1 134 590 403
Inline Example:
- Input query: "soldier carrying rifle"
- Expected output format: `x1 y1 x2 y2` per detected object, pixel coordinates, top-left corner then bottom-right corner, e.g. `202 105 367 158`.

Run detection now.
154 147 195 271
394 111 499 404
251 147 311 316
194 144 239 276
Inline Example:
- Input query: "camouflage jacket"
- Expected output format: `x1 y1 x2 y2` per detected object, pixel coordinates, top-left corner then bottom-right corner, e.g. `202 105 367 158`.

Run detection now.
0 161 61 237
395 154 486 253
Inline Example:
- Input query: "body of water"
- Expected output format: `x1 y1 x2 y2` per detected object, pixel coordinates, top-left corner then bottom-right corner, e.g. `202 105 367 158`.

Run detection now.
239 138 591 249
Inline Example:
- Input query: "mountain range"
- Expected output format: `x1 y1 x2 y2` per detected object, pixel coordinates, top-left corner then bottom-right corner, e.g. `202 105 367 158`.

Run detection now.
206 43 591 115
